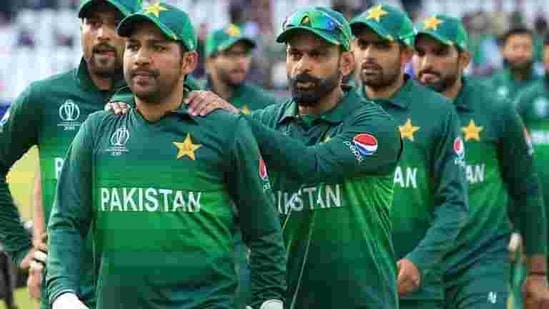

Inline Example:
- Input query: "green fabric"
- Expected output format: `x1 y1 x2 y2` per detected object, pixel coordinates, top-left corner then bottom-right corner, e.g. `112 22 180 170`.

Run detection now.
358 77 468 301
247 90 402 308
204 80 278 114
277 7 353 51
117 2 197 51
416 14 469 51
486 68 541 103
46 102 286 308
0 59 126 307
78 0 142 18
350 4 415 46
205 24 255 57
445 77 546 274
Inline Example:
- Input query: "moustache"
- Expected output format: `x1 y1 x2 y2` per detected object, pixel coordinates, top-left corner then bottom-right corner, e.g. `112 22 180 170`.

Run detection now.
419 70 441 78
361 61 382 71
290 73 320 86
129 68 159 79
93 43 117 54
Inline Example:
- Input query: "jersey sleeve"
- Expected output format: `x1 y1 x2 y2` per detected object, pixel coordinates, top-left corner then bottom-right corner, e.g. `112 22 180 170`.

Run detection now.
406 108 468 276
226 116 286 307
46 115 95 303
109 86 134 105
497 101 547 255
242 108 402 184
0 85 41 264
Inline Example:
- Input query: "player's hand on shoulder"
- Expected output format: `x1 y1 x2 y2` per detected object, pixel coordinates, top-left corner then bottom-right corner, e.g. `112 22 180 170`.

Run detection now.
524 274 549 309
186 90 239 116
104 101 130 115
397 259 421 296
52 293 88 309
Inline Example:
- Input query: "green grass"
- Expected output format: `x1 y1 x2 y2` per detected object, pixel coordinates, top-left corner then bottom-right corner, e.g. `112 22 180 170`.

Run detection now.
1 147 38 308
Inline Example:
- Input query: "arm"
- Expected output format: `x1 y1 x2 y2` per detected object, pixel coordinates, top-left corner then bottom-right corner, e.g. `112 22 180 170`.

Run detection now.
46 117 94 304
32 168 45 249
0 86 40 265
405 109 468 278
242 108 402 184
226 117 286 308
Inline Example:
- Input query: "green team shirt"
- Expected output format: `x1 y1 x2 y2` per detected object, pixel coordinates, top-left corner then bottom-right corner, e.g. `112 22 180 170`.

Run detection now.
0 59 126 306
358 78 468 301
46 100 286 309
246 89 402 308
445 77 546 273
487 68 541 103
515 77 549 240
203 80 278 114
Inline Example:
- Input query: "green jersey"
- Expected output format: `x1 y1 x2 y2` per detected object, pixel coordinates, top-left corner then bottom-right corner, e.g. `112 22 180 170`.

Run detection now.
487 68 541 103
445 78 546 272
0 59 126 306
247 90 402 308
46 99 286 309
204 79 278 114
358 78 468 301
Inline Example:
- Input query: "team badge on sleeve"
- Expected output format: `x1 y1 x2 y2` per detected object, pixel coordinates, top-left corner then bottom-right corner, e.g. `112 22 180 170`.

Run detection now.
453 137 466 166
353 133 378 156
259 157 268 180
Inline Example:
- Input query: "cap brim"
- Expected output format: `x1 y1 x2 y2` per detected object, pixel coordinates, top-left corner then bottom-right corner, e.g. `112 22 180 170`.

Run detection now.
220 37 256 51
78 0 130 18
117 13 180 43
350 20 394 42
416 31 453 47
276 27 341 48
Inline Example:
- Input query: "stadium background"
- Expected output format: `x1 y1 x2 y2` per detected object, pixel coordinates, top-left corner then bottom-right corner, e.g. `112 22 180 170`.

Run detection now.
0 0 547 307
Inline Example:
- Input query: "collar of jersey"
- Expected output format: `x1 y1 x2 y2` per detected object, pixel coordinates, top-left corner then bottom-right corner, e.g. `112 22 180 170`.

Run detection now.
453 77 473 111
360 75 413 109
279 88 361 124
75 58 126 92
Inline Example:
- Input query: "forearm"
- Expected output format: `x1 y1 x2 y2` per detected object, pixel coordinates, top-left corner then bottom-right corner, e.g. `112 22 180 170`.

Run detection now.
515 179 547 255
0 179 32 264
32 169 45 245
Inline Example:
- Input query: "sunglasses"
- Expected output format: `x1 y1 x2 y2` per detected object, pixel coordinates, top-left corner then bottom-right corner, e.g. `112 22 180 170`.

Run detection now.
282 9 351 43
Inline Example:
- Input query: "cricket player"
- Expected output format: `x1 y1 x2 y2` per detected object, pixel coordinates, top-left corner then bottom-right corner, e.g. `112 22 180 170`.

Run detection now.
182 7 403 308
204 24 278 113
488 27 541 103
46 3 286 309
0 0 140 307
413 14 549 308
350 4 468 308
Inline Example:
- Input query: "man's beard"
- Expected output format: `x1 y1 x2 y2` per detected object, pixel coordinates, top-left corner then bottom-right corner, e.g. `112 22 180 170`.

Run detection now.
126 68 179 105
288 70 341 107
360 61 401 90
417 69 459 93
504 58 533 72
88 43 122 78
217 66 246 88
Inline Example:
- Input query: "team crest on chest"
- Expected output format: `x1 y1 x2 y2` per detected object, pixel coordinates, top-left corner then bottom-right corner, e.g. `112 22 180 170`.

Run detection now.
58 99 82 131
173 133 201 160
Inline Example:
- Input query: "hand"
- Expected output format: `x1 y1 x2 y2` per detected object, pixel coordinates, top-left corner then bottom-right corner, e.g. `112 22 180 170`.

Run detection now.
27 233 48 300
104 101 130 115
52 293 88 309
524 275 549 308
246 299 283 309
186 90 239 116
397 259 421 296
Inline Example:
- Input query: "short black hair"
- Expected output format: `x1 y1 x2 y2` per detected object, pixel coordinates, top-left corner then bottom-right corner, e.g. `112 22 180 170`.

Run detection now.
500 27 533 46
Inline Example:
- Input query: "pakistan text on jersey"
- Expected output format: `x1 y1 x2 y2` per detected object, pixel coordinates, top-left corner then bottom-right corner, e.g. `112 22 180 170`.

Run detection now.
276 184 342 215
393 164 484 188
100 187 202 213
466 164 485 184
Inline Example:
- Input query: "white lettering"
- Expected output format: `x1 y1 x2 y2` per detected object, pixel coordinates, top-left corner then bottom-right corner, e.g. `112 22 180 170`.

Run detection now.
187 192 202 212
123 187 137 211
100 188 109 211
466 164 485 184
393 166 418 188
144 188 159 212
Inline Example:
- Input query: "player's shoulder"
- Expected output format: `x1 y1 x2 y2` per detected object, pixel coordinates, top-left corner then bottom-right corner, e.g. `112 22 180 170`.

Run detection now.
348 91 397 125
516 79 545 103
241 82 278 103
16 68 77 105
467 78 511 112
408 80 454 113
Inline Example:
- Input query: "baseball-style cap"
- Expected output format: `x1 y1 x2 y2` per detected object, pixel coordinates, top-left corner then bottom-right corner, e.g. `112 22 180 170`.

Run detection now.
78 0 142 18
117 2 197 51
205 24 256 57
416 14 469 51
276 7 353 51
350 4 416 47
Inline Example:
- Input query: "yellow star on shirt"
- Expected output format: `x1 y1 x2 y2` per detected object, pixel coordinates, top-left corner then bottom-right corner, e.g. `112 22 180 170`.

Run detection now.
144 2 168 18
366 5 388 22
241 105 251 115
423 15 443 31
173 133 201 160
462 119 483 141
399 119 420 141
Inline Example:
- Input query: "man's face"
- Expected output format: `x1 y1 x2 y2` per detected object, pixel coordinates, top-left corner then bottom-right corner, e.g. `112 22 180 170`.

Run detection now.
81 3 125 78
543 44 549 73
210 41 252 87
352 27 403 90
124 21 195 103
285 32 343 106
502 33 534 70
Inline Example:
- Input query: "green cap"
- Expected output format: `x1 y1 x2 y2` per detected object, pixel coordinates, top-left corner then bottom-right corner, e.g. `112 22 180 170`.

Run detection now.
117 2 197 51
276 7 353 51
205 24 256 57
350 4 416 46
78 0 142 18
416 14 468 51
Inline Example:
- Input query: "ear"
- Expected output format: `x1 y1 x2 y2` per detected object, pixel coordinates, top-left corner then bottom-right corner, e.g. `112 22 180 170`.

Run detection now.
458 50 471 71
400 45 414 66
181 51 198 75
339 50 355 77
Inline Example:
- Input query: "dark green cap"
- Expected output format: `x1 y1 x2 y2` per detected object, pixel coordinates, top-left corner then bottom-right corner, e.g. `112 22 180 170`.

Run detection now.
117 2 197 51
205 24 256 57
78 0 142 18
416 14 468 51
350 4 416 47
276 7 353 51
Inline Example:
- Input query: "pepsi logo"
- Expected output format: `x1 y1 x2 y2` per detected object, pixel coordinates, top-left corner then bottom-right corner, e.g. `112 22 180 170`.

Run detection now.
259 157 268 179
453 137 464 158
353 133 378 156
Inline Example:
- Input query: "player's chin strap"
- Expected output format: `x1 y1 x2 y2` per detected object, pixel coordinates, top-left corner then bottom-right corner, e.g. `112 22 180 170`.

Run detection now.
247 299 283 309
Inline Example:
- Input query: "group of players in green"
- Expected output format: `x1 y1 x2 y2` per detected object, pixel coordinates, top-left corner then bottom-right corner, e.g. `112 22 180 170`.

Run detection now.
0 0 548 308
